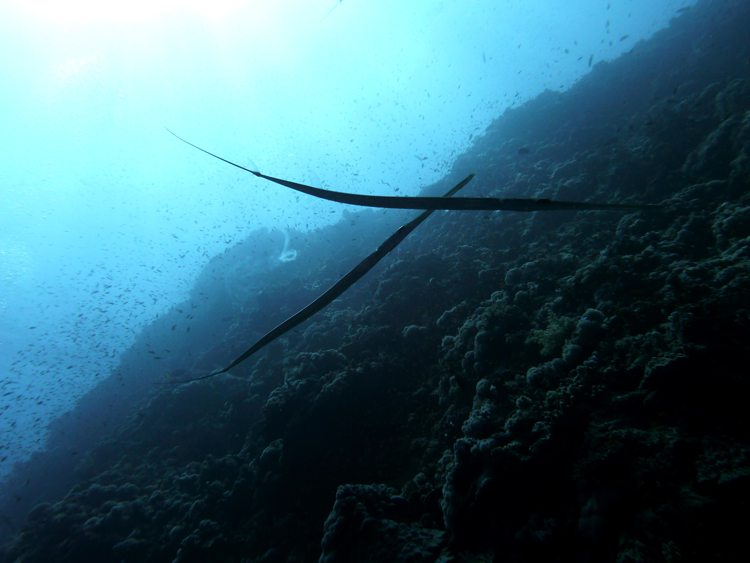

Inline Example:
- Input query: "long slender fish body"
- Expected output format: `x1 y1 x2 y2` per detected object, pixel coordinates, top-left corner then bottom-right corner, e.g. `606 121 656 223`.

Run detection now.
323 1 342 21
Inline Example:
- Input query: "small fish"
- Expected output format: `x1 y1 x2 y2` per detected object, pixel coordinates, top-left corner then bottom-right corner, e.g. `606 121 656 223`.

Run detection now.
588 54 594 67
323 0 342 20
620 34 630 41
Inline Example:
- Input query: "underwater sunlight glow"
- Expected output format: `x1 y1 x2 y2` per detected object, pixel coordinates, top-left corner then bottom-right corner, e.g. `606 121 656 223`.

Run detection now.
15 0 243 22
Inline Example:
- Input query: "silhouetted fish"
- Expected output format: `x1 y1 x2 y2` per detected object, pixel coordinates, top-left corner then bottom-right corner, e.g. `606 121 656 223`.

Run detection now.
323 1 342 20
166 129 660 212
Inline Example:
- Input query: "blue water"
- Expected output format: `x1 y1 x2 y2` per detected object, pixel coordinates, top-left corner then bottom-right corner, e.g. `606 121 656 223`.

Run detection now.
0 0 694 478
